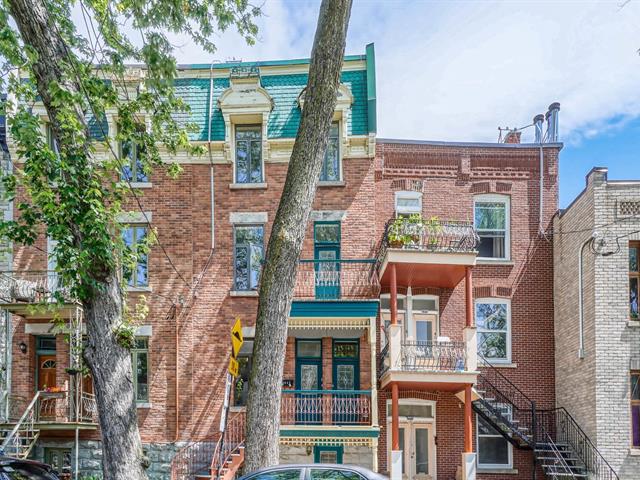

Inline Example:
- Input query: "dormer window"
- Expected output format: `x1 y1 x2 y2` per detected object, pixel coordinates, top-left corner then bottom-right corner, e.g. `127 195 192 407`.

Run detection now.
235 126 263 184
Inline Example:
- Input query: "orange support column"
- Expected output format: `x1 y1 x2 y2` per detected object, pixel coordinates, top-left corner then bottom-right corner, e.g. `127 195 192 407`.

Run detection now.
464 384 473 453
465 266 473 327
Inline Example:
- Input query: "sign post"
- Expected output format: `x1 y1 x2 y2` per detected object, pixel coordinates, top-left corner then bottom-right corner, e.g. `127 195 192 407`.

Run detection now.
216 318 243 480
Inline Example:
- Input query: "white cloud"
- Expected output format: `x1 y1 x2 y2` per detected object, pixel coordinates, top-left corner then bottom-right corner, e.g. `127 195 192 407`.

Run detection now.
73 0 640 144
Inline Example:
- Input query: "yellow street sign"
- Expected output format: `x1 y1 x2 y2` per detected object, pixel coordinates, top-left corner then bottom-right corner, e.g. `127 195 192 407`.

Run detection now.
231 317 243 359
228 357 239 377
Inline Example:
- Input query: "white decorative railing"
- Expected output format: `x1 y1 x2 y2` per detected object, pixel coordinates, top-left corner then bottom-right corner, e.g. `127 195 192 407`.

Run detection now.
280 390 372 425
1 391 40 458
294 260 380 300
0 271 72 304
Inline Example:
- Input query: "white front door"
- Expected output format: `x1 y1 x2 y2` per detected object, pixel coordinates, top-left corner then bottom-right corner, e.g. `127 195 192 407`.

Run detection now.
396 422 436 480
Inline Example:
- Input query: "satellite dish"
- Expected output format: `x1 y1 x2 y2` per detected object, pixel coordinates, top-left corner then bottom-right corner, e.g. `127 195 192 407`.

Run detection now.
592 230 617 256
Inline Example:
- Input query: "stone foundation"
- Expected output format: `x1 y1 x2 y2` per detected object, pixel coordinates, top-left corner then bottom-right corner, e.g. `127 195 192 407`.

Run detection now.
31 439 185 480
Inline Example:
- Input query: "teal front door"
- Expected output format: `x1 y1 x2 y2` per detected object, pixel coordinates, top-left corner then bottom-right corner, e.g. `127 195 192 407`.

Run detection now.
315 246 340 299
314 222 341 300
295 340 322 424
332 340 359 424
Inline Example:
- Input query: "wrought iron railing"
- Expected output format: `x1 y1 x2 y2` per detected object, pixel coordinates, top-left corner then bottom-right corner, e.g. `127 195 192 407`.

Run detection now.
538 431 580 479
211 410 246 478
294 259 380 300
378 217 479 261
475 356 536 448
0 271 73 304
170 440 217 480
400 341 467 372
378 343 390 378
280 390 372 426
1 391 40 458
536 408 619 480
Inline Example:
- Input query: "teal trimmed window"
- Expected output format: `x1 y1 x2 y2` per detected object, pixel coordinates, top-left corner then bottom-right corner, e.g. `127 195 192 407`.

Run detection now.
313 445 343 464
132 338 149 404
122 226 149 287
320 123 340 182
235 126 263 184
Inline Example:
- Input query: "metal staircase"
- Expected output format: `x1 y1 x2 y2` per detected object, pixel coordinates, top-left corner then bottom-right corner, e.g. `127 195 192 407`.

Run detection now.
473 358 618 480
0 391 41 458
171 412 245 480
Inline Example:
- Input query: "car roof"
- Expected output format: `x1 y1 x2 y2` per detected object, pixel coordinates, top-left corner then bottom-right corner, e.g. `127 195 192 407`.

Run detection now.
241 464 386 479
0 456 52 471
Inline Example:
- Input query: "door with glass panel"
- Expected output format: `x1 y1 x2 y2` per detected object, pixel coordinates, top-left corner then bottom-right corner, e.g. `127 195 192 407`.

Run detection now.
332 340 359 424
295 340 322 424
394 423 434 480
314 222 341 299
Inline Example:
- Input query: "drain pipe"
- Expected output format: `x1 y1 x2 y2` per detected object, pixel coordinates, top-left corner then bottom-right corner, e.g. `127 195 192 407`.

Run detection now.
577 238 592 359
208 60 219 250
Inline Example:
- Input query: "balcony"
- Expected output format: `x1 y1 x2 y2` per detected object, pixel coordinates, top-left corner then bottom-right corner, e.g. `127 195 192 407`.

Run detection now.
379 324 478 390
377 217 479 288
0 271 77 318
1 390 98 429
280 390 372 426
293 259 380 300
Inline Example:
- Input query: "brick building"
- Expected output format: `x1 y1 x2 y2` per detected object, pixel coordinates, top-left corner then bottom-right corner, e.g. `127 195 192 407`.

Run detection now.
554 167 640 479
0 45 614 480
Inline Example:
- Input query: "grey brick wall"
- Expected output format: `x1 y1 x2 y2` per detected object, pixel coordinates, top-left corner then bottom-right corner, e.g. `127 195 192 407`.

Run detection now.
555 168 640 479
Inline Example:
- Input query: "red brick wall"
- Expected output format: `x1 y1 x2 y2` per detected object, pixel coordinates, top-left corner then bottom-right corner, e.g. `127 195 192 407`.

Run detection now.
9 155 376 443
375 141 559 477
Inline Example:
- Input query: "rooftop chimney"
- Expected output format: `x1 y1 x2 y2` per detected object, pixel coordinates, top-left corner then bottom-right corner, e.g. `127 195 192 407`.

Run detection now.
533 114 545 143
545 102 560 143
503 130 521 144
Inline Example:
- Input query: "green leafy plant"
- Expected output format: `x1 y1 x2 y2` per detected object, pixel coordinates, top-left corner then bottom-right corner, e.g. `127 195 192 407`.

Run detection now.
387 214 424 247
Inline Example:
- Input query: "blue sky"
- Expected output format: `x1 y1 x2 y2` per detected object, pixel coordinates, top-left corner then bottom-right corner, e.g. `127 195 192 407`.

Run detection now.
74 0 640 207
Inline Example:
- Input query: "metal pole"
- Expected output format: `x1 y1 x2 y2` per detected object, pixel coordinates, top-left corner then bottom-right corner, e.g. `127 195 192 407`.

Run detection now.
216 373 234 480
75 427 79 480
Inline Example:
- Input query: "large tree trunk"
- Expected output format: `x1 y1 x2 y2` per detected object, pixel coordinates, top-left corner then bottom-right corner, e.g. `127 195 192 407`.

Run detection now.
244 0 352 471
83 273 148 480
8 0 148 478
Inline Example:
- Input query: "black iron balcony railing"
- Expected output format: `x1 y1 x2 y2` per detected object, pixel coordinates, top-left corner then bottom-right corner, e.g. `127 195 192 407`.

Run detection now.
294 259 380 300
280 390 372 426
0 271 72 304
400 341 467 372
377 217 479 266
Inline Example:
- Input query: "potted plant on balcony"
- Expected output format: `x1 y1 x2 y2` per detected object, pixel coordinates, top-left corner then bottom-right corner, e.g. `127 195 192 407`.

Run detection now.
424 216 443 247
388 214 424 248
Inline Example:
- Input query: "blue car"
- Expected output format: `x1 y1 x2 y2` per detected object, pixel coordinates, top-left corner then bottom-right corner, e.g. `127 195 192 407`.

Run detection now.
0 457 59 480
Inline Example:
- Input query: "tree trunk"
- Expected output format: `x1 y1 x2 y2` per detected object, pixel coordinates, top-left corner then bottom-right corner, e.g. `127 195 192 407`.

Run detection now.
83 273 148 480
7 0 148 478
244 0 353 472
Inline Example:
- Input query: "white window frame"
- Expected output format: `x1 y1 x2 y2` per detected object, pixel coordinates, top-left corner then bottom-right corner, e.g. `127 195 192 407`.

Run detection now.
132 337 150 406
395 191 423 217
473 194 510 261
475 298 511 364
476 405 513 469
233 223 265 291
232 123 264 185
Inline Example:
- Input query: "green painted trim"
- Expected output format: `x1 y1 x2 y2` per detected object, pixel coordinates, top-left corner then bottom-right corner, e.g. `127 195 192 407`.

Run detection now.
182 55 366 70
314 445 343 463
365 43 377 134
290 300 379 318
280 429 379 438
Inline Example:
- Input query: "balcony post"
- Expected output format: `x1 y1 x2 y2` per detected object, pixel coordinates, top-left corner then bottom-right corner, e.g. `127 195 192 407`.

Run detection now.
461 384 476 480
390 382 401 480
465 266 473 328
390 263 398 325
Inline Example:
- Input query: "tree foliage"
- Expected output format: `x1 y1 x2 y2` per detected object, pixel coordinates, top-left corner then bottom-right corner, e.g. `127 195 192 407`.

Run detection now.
0 0 259 300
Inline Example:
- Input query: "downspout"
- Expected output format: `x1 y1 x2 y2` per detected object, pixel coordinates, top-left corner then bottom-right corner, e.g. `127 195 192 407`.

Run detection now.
538 144 544 236
577 238 591 359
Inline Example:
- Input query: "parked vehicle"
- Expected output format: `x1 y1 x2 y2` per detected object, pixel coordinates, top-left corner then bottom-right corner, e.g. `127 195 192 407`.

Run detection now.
0 456 59 480
238 464 388 480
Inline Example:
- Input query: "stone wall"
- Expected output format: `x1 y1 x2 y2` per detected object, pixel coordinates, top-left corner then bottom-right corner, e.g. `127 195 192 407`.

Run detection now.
32 439 185 480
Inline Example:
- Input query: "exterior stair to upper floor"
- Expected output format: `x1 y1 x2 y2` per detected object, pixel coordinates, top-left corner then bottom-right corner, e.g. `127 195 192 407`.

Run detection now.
0 392 42 458
171 412 245 480
473 358 619 480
